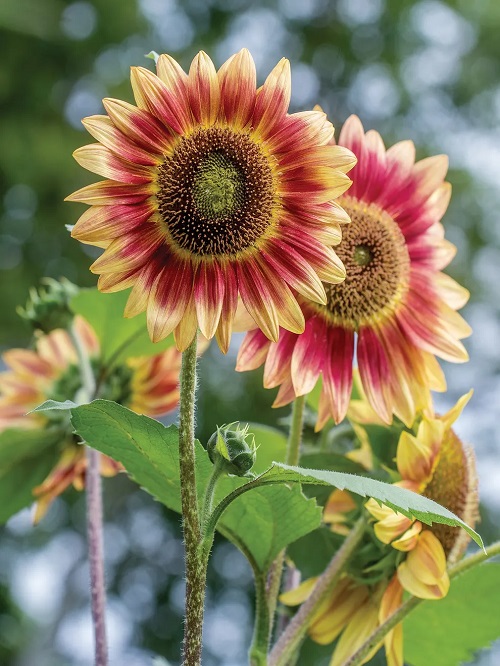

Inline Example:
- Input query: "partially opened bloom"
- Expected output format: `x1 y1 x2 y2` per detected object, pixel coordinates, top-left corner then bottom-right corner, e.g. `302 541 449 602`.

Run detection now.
68 49 356 352
237 115 471 426
0 316 183 520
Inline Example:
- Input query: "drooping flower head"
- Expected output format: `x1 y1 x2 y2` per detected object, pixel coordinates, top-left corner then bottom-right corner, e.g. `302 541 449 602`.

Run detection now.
0 316 183 520
285 393 478 666
237 115 471 426
363 391 478 666
68 50 356 352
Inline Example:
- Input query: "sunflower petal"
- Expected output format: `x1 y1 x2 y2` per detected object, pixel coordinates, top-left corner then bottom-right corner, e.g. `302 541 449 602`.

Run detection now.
218 48 256 128
188 51 220 125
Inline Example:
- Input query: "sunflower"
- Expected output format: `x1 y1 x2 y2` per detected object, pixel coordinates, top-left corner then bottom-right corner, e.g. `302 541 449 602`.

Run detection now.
236 115 471 426
282 393 478 666
363 394 478 666
67 49 356 353
0 316 183 520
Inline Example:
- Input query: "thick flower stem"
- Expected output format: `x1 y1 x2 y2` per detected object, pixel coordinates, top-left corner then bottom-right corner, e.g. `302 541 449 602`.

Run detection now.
342 540 500 666
250 573 272 666
71 323 107 666
286 395 306 467
268 516 366 666
86 446 108 666
266 396 307 629
179 336 206 666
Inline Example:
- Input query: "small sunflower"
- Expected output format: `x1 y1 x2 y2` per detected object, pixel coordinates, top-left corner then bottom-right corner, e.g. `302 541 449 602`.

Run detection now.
282 393 478 666
362 392 478 665
68 49 356 352
0 316 184 520
237 115 471 426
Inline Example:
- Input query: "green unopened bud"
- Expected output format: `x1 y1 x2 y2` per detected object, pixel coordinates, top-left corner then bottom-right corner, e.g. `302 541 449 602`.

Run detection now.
207 423 256 477
17 278 79 334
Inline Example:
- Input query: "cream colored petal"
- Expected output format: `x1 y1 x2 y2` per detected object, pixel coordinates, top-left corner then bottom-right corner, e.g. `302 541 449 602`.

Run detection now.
435 272 470 310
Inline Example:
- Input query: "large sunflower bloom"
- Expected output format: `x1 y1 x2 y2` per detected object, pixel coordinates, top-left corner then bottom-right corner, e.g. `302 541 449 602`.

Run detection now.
237 115 471 426
67 49 356 353
0 316 183 520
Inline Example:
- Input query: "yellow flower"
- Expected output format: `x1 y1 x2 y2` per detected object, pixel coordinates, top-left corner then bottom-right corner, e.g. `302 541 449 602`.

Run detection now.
293 392 479 666
362 392 479 665
281 576 384 666
324 489 357 536
68 49 356 352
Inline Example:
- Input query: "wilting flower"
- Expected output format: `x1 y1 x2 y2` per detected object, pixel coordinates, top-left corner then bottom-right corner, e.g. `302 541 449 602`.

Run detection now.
283 393 478 666
68 49 356 353
237 115 471 427
0 316 183 520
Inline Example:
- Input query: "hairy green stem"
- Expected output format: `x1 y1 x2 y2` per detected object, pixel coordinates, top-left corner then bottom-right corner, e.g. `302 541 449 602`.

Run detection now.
342 540 500 666
179 336 207 666
201 457 225 536
266 396 307 638
268 517 366 666
71 323 107 666
286 395 306 467
250 573 272 666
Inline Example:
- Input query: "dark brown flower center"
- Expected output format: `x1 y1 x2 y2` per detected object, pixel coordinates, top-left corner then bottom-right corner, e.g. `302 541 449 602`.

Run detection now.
321 198 411 329
423 430 478 561
157 127 277 257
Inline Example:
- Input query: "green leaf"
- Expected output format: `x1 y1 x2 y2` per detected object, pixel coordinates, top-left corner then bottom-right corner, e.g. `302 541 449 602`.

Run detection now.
0 428 61 467
300 451 366 475
31 399 77 413
70 288 174 364
215 480 321 572
257 463 483 549
71 401 321 572
0 428 61 523
405 563 500 666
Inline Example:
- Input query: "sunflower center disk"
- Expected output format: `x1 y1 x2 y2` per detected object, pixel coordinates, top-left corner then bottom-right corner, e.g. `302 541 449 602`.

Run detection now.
157 127 277 257
192 153 244 218
422 430 477 557
323 199 411 329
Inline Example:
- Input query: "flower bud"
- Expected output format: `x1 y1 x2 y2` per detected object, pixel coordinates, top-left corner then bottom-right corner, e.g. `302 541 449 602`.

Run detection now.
207 423 256 477
17 278 79 334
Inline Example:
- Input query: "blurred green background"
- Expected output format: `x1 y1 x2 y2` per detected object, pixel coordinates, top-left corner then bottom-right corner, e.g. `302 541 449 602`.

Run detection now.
1 0 500 664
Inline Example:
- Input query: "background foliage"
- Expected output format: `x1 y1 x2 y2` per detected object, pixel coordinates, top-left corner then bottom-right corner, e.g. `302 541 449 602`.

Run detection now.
1 0 499 664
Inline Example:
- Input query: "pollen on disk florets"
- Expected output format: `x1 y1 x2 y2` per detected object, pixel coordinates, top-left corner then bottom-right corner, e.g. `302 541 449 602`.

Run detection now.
157 127 277 257
322 198 411 329
69 50 357 350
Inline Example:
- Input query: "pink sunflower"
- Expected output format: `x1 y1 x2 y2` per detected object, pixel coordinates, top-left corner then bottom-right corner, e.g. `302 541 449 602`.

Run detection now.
237 115 471 427
67 49 356 353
